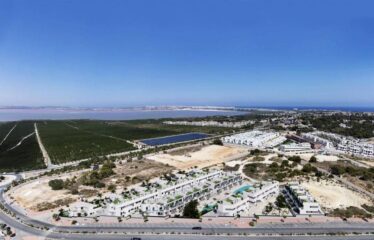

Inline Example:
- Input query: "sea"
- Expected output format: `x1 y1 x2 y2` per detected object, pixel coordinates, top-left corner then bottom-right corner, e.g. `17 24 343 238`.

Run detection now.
0 109 244 122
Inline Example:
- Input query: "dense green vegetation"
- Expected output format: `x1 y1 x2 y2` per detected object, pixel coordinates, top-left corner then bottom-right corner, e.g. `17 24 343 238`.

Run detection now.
183 200 200 218
0 121 45 172
0 115 243 169
80 161 116 188
68 119 230 140
301 113 374 138
243 157 321 182
212 139 223 145
0 122 16 142
329 163 374 181
0 121 34 151
48 161 116 192
37 119 231 164
38 121 135 164
330 206 372 219
48 179 64 190
66 120 178 140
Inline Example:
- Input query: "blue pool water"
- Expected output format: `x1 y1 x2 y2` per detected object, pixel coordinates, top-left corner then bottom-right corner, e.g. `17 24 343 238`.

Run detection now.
234 185 252 194
140 132 211 146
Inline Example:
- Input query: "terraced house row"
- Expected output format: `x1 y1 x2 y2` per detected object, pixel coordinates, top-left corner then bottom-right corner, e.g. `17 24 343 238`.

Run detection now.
68 170 243 217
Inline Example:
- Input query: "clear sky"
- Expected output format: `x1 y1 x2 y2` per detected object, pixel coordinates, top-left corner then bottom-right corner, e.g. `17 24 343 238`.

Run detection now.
0 0 373 107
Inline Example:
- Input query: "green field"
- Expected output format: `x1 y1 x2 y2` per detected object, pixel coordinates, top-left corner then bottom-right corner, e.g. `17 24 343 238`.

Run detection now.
0 118 230 170
0 122 16 142
66 119 228 140
0 121 45 172
37 121 136 164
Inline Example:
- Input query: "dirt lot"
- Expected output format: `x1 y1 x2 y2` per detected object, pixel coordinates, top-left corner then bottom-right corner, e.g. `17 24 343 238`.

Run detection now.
146 144 248 170
104 159 174 187
301 179 371 211
9 160 173 211
360 160 374 167
8 173 82 211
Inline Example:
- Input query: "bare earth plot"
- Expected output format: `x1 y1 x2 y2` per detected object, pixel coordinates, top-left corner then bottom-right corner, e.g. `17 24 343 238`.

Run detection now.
147 145 248 170
9 173 81 211
103 160 175 187
9 160 173 212
301 179 371 210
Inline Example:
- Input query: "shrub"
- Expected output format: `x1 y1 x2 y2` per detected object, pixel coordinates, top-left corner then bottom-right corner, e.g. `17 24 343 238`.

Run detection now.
309 156 317 163
183 200 200 219
48 179 64 190
275 195 287 209
288 156 301 163
212 139 223 146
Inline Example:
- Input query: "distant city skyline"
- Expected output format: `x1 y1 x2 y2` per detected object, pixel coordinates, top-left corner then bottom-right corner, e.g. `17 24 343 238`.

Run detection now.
0 0 373 107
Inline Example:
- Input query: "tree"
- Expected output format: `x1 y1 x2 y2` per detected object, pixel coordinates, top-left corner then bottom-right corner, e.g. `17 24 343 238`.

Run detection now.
309 156 317 163
48 179 64 190
275 195 287 209
108 184 116 192
330 165 345 176
212 139 223 146
183 200 200 219
302 163 317 173
281 160 289 168
250 149 261 156
265 203 273 214
288 156 301 163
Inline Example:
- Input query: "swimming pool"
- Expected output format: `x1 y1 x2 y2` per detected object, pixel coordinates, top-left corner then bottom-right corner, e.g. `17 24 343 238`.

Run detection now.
140 132 211 146
234 185 252 194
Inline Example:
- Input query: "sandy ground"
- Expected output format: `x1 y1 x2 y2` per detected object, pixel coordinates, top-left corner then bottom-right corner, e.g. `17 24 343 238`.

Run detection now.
301 179 371 210
225 160 243 167
147 145 248 170
104 160 174 187
0 175 16 188
288 153 339 162
360 160 374 167
8 173 83 211
315 154 339 162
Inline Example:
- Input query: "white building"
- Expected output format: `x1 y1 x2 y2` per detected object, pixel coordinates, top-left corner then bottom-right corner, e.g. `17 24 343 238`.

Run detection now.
223 131 286 148
163 120 255 128
283 182 323 215
302 131 374 158
279 142 314 154
301 132 334 149
337 139 374 158
217 181 279 216
68 170 243 217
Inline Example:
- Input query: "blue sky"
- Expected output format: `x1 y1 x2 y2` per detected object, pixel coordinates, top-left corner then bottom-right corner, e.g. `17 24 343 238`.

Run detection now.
0 0 373 107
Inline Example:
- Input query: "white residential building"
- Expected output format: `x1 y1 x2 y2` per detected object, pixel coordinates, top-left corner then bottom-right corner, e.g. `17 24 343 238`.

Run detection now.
337 139 374 158
68 170 243 217
222 131 286 148
301 132 334 149
283 182 323 215
163 120 255 128
279 142 314 154
217 181 279 216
